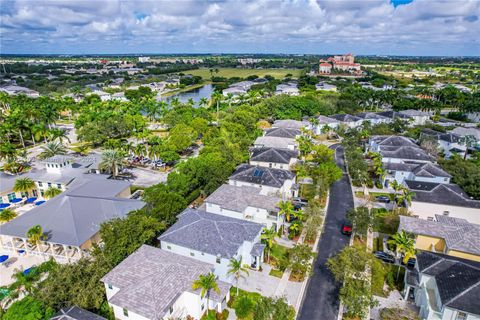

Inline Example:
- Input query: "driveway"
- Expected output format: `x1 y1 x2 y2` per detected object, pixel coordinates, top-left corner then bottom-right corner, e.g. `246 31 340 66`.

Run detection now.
297 145 354 320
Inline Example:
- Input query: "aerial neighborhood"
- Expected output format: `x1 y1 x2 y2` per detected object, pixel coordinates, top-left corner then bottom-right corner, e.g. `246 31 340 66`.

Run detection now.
1 3 480 318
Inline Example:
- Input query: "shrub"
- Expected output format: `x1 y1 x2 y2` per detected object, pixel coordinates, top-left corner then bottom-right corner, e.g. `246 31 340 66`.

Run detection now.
234 295 254 319
2 296 54 320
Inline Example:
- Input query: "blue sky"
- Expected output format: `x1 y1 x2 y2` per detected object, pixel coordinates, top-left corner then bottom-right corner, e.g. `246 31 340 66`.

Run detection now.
1 0 479 56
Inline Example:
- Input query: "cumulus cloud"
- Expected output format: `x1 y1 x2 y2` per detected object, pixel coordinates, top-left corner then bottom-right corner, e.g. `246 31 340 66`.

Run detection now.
1 0 479 55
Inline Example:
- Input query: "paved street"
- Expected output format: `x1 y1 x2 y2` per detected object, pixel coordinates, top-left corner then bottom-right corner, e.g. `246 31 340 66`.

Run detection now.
297 145 354 320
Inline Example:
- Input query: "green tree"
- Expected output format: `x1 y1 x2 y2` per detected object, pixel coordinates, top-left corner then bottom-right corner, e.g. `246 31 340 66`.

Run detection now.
227 256 250 296
346 207 373 238
388 230 415 264
278 201 295 222
287 244 315 280
234 295 255 319
168 123 196 152
0 208 17 222
253 296 295 320
43 187 62 199
13 177 36 197
192 273 220 317
99 149 124 177
38 141 67 159
26 225 44 247
2 296 54 320
260 227 277 263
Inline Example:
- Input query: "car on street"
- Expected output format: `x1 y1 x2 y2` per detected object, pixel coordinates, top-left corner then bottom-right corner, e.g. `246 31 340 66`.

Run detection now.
375 195 390 203
341 220 352 235
373 251 395 264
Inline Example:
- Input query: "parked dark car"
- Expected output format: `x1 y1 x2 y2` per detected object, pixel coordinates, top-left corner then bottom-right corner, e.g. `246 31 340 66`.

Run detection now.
292 197 308 206
373 251 395 264
341 221 353 235
401 257 416 269
375 196 391 203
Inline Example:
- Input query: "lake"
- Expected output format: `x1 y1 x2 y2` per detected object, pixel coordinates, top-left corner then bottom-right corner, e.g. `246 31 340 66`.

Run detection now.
158 84 214 107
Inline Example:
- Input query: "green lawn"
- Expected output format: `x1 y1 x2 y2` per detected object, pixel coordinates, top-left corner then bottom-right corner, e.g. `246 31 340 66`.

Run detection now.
269 268 284 278
180 68 304 80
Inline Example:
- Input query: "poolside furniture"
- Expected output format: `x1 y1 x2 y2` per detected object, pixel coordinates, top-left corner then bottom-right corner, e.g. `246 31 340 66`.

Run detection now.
10 198 23 204
34 200 46 206
0 203 11 209
0 255 9 264
25 197 37 204
23 266 36 275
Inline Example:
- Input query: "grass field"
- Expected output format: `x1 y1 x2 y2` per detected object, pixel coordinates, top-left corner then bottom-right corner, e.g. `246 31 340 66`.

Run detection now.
180 67 304 80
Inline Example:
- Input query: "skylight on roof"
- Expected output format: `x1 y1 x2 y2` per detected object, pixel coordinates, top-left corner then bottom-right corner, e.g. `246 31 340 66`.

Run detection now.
253 168 264 177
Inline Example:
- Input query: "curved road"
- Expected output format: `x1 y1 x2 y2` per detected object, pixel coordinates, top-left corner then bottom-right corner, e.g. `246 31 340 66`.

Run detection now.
297 145 354 320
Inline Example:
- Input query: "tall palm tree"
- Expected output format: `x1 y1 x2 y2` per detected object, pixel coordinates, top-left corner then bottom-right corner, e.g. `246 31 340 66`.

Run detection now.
388 230 415 264
278 201 295 222
199 97 209 108
397 187 415 208
26 225 45 253
0 208 17 223
192 273 220 317
260 227 277 263
227 256 250 296
13 177 36 197
43 187 62 199
48 128 71 144
38 141 67 160
99 149 124 177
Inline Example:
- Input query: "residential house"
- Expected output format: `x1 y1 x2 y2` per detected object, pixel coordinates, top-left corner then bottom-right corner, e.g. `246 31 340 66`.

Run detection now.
368 136 434 164
375 111 411 123
356 112 390 125
384 162 451 187
159 208 265 279
228 164 297 198
315 82 337 91
101 245 231 320
264 127 301 139
271 119 308 130
369 135 419 153
399 109 431 126
399 215 480 262
253 136 297 150
450 127 480 149
330 114 363 128
420 129 466 158
51 306 106 320
249 147 298 170
311 115 340 134
405 180 480 225
403 251 480 320
275 83 299 96
0 179 144 262
0 85 40 98
203 184 282 230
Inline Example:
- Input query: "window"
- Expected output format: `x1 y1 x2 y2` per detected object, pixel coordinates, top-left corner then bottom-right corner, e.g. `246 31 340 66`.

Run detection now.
7 193 15 201
57 184 62 189
443 211 450 216
38 182 43 187
123 308 128 317
216 256 221 264
201 304 204 310
456 312 467 320
47 182 52 188
108 284 113 290
190 252 195 257
169 306 173 314
269 163 272 168
167 245 171 250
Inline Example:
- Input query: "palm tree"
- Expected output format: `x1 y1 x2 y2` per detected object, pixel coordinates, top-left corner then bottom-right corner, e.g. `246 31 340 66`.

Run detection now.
26 225 45 252
0 208 17 223
48 128 71 144
43 187 62 199
260 227 277 263
13 177 36 197
289 221 302 236
99 149 124 177
199 97 209 108
278 201 295 222
397 187 415 208
227 256 250 296
388 230 415 264
38 141 67 160
192 273 220 317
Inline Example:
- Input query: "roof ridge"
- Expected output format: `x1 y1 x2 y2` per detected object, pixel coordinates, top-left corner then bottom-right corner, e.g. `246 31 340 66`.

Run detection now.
444 279 480 307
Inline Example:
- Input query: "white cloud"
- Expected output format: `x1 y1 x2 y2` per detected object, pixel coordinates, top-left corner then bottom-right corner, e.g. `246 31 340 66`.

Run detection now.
0 0 479 55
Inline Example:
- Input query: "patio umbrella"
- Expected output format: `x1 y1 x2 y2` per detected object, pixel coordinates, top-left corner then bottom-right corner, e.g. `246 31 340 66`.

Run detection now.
0 203 11 209
25 197 37 204
0 255 9 264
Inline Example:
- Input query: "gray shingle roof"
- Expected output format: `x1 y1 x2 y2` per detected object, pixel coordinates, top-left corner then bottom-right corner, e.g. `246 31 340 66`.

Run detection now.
264 127 301 139
316 115 339 124
416 251 480 315
399 215 480 255
250 243 266 257
0 179 145 246
254 136 296 149
421 129 463 143
384 162 450 178
272 119 308 129
379 146 434 161
375 111 411 120
204 184 281 213
229 164 295 188
330 114 362 122
159 208 263 259
450 127 480 140
250 147 298 164
101 245 230 320
356 112 389 120
51 306 106 320
399 109 430 117
405 180 480 208
371 135 418 147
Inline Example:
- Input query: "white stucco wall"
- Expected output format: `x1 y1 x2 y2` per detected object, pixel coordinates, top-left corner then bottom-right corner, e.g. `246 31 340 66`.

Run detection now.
410 201 480 224
249 160 295 170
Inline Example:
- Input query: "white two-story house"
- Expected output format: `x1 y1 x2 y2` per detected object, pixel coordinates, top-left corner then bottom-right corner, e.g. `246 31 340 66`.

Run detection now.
383 162 451 187
249 147 298 170
404 251 480 320
159 208 265 280
101 245 231 320
203 184 282 231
